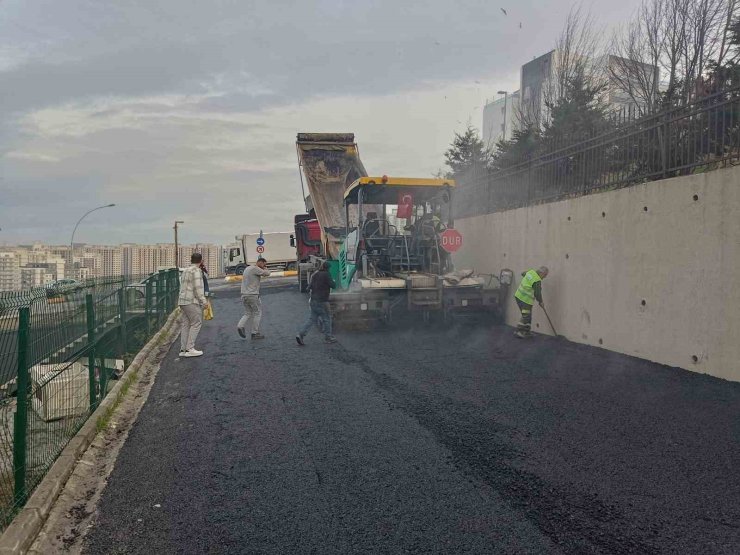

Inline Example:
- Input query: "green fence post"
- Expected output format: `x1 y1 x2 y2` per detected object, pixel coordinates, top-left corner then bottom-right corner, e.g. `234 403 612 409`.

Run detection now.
157 270 165 329
145 280 153 338
86 294 96 410
164 271 172 314
13 307 30 505
118 287 127 355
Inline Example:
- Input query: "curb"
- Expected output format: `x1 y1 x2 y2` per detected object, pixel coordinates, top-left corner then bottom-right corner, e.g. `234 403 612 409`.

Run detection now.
0 310 181 555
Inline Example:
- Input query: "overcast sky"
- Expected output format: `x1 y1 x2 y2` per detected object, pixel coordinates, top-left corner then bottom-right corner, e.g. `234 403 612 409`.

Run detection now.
0 0 642 246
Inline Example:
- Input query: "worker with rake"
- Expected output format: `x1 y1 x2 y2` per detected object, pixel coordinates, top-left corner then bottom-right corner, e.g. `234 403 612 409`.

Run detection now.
514 266 548 339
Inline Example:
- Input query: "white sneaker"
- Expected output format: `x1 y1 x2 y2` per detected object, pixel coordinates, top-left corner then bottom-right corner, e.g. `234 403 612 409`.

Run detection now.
182 349 203 357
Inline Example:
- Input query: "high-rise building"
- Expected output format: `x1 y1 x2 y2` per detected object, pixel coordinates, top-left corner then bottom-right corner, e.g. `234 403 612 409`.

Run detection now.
98 246 122 277
482 91 521 148
519 50 558 128
483 50 659 140
0 243 224 290
121 243 221 276
0 252 22 292
21 266 53 288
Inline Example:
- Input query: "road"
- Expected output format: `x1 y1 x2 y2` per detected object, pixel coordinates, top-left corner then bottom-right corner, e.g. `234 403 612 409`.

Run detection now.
83 279 740 554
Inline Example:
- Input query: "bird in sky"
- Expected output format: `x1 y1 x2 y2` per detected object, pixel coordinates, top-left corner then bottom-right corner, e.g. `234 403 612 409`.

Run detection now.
500 8 507 16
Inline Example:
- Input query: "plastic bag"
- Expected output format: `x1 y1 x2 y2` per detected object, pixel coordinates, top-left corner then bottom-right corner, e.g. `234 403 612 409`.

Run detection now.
203 300 214 321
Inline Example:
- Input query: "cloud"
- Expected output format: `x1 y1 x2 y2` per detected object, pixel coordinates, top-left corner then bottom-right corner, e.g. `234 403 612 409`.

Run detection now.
0 0 644 245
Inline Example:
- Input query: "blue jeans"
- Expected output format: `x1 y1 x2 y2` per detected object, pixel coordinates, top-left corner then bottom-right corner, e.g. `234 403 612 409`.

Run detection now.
299 300 333 338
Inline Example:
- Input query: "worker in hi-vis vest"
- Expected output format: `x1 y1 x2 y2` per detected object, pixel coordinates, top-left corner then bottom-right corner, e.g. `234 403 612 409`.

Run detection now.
514 266 549 338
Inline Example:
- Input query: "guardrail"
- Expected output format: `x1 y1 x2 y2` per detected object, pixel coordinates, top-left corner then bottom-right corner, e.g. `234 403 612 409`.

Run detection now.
456 87 740 218
0 269 180 529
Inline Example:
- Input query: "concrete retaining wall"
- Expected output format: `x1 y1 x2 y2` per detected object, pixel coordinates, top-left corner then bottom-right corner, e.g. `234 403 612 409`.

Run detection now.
454 165 740 382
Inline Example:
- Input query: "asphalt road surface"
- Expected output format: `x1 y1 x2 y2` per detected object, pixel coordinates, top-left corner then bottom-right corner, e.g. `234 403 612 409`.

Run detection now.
83 280 740 554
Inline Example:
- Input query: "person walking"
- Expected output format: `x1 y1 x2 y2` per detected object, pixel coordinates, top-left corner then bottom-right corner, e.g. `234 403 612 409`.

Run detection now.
238 257 271 340
296 262 337 345
178 253 208 357
199 260 210 296
514 266 549 339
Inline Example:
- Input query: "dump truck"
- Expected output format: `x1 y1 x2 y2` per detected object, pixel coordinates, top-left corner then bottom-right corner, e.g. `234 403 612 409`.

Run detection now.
295 132 513 323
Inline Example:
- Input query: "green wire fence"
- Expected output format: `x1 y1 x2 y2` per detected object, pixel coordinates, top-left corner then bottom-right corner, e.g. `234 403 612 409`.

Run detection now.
0 269 180 529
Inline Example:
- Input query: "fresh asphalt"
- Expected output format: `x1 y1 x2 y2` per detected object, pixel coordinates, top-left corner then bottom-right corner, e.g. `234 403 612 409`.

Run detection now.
83 279 740 554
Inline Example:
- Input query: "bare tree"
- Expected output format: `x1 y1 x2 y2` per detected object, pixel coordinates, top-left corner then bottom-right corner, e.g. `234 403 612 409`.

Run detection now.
610 0 738 110
608 3 664 114
541 5 609 124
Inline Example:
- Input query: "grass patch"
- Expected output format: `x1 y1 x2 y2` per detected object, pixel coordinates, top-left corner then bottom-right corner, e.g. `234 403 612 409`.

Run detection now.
95 367 139 433
94 319 174 433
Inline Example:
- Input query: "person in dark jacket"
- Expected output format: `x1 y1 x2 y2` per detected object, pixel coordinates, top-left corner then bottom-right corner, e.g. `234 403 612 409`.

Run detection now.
199 261 210 296
296 262 337 345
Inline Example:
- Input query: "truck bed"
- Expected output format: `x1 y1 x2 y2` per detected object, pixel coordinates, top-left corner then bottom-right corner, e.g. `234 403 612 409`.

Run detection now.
296 133 368 258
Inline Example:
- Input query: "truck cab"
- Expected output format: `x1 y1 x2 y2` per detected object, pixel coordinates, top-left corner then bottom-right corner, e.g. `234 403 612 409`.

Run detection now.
293 213 322 291
225 232 297 275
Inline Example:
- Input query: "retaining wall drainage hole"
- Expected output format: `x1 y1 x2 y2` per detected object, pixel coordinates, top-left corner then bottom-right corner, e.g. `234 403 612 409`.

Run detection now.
565 253 570 259
643 206 648 212
567 216 571 221
693 194 699 201
601 211 606 218
536 323 540 328
539 219 542 224
691 355 699 363
598 338 603 345
641 299 647 306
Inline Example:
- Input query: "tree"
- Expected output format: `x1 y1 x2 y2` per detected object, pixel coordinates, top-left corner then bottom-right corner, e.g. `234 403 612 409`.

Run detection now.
707 14 740 88
544 72 609 144
489 127 540 171
609 0 738 110
542 6 609 126
442 126 492 178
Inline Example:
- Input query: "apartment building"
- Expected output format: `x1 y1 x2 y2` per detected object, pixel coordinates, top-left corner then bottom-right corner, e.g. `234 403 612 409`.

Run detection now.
21 266 54 288
482 91 521 147
0 243 224 290
0 252 22 291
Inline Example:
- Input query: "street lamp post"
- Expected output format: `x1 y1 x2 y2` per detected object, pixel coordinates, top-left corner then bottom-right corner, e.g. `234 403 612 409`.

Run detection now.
174 221 184 269
497 90 508 141
69 204 116 279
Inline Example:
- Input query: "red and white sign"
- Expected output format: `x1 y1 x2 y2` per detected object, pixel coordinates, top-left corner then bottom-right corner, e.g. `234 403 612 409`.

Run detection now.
256 245 265 254
440 228 463 253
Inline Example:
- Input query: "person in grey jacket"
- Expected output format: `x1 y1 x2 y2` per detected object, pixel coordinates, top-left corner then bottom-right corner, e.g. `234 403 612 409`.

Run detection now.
237 258 271 339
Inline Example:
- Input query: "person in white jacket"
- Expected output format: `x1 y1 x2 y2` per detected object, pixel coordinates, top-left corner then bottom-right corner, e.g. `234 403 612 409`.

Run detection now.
178 253 208 357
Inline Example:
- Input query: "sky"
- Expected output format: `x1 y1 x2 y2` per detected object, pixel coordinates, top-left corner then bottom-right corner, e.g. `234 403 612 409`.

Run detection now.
0 0 642 246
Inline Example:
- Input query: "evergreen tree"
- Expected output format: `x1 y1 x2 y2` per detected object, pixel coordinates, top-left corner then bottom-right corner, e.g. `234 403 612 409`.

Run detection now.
542 71 609 145
442 126 492 178
489 127 541 171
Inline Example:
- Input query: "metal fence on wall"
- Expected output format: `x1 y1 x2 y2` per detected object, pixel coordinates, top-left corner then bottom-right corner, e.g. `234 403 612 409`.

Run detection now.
456 87 740 218
0 269 179 528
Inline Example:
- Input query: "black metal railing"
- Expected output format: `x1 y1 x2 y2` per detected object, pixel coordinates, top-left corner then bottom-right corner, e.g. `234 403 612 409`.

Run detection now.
456 87 740 218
